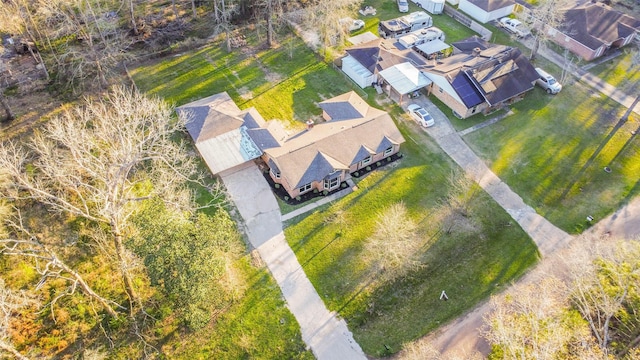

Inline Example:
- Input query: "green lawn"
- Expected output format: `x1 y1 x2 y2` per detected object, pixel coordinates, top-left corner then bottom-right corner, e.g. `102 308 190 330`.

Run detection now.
285 119 538 356
588 48 640 95
131 35 360 124
166 258 312 360
464 82 640 233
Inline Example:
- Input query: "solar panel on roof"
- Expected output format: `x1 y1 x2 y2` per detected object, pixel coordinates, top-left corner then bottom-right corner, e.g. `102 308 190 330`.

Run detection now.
451 75 484 107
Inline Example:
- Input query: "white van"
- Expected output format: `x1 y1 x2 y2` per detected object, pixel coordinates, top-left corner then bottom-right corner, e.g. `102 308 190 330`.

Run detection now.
535 68 562 94
397 0 409 12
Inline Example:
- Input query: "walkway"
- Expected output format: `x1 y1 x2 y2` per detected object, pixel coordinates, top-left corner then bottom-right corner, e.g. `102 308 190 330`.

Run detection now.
418 99 574 256
409 97 574 356
281 179 357 222
219 162 366 360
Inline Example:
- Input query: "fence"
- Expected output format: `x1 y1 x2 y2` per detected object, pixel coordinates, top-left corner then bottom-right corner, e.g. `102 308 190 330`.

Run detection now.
443 5 492 41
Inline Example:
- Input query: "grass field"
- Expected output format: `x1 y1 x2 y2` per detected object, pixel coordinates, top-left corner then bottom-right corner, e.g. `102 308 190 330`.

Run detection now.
464 82 640 233
589 48 640 95
285 117 538 356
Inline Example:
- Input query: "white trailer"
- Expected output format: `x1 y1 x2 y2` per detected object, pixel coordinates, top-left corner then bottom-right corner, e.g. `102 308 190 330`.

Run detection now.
413 0 445 14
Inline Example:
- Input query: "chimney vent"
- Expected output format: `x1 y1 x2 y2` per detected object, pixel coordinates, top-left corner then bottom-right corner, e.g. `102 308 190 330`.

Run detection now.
472 47 481 57
306 119 314 130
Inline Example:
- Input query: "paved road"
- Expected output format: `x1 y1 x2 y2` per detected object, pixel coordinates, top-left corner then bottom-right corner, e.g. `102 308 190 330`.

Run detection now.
219 162 366 360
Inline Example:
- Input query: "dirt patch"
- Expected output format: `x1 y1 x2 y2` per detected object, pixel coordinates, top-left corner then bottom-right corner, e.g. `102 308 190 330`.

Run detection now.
238 86 253 100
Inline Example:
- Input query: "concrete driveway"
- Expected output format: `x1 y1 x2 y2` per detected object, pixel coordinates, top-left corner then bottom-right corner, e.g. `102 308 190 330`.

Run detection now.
219 162 366 360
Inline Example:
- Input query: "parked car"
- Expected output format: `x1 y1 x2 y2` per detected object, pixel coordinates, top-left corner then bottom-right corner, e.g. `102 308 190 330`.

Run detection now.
499 17 530 37
408 104 435 127
397 0 409 12
340 17 365 32
534 67 562 94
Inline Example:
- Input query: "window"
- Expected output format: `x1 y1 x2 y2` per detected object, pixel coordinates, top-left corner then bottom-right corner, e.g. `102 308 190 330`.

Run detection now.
271 168 280 179
471 106 477 114
438 87 443 93
384 146 394 156
299 183 312 194
324 177 339 189
361 156 372 166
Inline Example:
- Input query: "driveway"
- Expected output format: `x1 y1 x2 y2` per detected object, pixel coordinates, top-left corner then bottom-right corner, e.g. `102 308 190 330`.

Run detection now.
219 162 366 360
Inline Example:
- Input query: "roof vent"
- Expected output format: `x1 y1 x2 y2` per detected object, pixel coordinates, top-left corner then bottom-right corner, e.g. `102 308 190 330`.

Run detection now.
472 47 482 57
306 119 314 129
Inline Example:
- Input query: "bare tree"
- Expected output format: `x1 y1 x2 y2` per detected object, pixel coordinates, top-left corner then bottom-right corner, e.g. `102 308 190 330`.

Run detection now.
0 277 38 360
212 0 239 52
301 0 362 49
621 50 640 122
518 0 572 61
568 239 640 354
363 202 421 282
0 92 15 123
0 86 216 313
257 0 284 48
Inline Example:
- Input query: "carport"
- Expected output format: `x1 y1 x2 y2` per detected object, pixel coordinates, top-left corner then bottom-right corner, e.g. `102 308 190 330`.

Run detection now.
378 62 432 104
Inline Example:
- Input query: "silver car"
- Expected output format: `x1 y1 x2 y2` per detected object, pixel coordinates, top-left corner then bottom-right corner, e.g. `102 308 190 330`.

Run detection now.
408 104 435 127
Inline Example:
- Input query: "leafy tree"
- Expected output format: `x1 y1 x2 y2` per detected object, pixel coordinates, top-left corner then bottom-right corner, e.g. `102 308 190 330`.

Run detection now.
131 201 242 329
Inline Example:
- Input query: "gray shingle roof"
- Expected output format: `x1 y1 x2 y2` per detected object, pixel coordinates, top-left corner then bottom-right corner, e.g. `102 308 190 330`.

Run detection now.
266 93 405 188
560 3 640 50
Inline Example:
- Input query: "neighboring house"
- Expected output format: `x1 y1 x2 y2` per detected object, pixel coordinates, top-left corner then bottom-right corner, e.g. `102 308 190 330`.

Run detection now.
178 91 405 199
458 0 515 23
263 92 405 198
422 36 539 118
547 3 640 61
341 38 434 101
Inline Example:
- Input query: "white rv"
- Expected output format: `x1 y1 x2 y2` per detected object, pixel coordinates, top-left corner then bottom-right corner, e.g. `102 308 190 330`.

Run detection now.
398 27 445 48
378 11 433 38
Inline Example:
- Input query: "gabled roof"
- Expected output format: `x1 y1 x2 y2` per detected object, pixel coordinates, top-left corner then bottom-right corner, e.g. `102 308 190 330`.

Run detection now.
319 91 371 120
266 93 405 188
177 92 245 142
560 3 640 50
423 40 538 107
177 92 265 174
464 0 514 12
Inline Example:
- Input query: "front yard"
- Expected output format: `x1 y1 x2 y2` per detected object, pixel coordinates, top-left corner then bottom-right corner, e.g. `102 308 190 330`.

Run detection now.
285 118 538 356
464 82 639 233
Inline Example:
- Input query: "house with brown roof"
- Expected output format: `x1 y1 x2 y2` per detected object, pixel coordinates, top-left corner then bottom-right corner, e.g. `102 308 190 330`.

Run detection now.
458 0 515 23
547 3 640 61
422 37 539 118
178 91 405 198
263 92 405 198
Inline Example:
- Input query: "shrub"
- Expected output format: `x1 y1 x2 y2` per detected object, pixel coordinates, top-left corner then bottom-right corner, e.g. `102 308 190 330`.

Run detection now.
284 196 289 201
313 189 319 194
387 157 392 162
366 166 371 171
341 182 348 188
295 196 301 201
354 171 359 176
275 183 281 189
323 190 329 196
376 162 381 166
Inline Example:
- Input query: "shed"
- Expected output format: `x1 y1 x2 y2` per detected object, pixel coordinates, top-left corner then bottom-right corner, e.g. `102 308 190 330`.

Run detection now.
342 54 377 88
414 0 445 14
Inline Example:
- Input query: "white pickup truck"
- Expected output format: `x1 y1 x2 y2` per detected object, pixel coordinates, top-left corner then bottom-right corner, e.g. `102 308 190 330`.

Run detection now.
499 17 530 37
